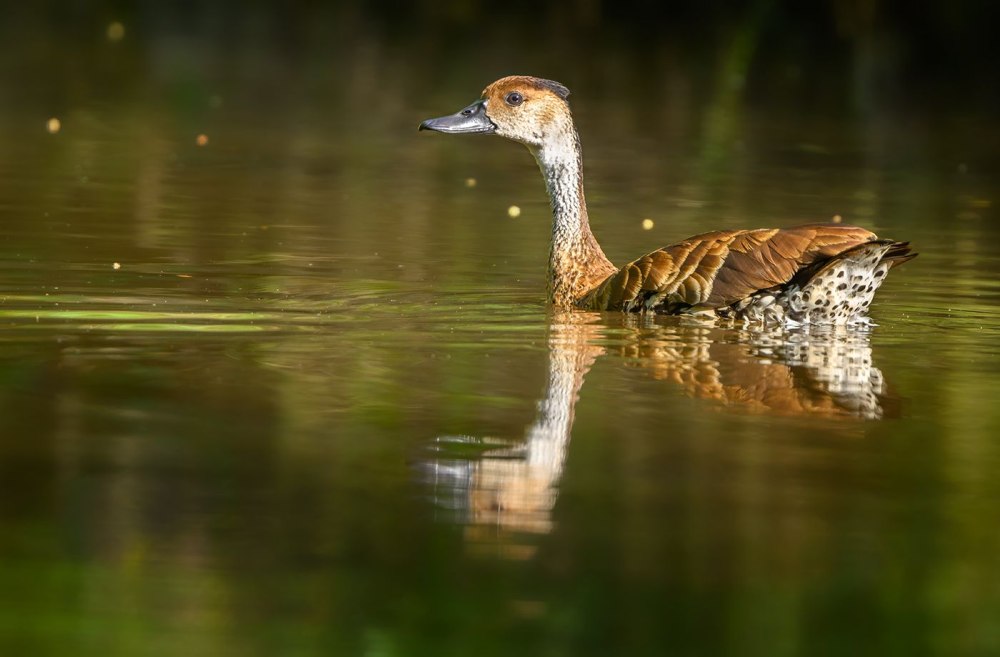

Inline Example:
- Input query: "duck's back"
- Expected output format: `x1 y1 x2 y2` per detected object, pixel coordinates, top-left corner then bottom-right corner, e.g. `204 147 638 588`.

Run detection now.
579 224 915 324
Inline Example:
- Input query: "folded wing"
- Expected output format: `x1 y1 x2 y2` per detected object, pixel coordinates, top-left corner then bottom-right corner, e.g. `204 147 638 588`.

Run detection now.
581 224 881 312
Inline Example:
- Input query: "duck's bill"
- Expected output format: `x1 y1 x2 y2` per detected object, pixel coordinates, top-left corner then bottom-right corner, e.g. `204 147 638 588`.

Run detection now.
419 100 496 134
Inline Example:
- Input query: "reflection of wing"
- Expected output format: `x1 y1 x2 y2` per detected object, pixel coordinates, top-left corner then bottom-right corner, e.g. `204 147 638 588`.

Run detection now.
623 325 891 419
420 314 900 549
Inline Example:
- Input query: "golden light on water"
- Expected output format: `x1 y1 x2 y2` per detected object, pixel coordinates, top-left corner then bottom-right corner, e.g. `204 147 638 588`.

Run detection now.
641 218 655 230
507 205 521 218
196 134 209 146
107 21 125 42
46 118 61 134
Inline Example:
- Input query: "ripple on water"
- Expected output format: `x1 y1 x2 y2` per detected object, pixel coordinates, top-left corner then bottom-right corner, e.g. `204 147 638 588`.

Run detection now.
0 271 547 349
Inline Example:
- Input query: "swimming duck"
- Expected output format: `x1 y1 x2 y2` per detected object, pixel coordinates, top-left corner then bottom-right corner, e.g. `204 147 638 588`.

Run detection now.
419 75 915 324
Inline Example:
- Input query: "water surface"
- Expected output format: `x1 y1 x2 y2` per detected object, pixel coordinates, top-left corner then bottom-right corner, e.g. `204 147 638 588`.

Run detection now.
1 33 999 657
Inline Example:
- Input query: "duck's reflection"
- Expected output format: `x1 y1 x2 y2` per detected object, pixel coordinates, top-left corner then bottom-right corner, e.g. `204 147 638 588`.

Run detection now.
421 313 897 550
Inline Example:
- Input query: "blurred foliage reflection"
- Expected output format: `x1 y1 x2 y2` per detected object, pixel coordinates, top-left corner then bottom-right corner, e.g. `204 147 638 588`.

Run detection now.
1 2 999 656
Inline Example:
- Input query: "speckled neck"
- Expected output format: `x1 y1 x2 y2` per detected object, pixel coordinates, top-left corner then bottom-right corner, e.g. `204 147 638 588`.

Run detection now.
530 125 616 308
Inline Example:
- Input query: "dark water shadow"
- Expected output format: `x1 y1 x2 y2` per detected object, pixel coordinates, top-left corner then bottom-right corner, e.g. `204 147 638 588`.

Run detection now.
418 313 900 547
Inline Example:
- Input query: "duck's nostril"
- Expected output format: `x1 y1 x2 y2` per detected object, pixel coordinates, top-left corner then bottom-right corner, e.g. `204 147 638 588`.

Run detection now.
462 109 472 116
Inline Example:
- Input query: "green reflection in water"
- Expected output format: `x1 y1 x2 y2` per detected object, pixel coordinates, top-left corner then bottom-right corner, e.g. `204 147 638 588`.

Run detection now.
1 4 999 657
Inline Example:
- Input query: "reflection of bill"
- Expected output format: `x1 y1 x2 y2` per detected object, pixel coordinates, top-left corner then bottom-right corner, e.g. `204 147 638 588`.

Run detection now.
420 314 897 552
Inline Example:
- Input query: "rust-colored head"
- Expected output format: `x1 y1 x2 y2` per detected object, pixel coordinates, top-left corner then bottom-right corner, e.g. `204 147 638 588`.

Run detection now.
419 75 574 149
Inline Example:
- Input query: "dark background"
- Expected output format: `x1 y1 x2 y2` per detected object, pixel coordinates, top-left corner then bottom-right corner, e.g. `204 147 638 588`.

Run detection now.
4 0 998 116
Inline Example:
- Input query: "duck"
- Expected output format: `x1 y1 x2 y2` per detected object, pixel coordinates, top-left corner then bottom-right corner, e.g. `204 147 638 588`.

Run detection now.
419 75 915 324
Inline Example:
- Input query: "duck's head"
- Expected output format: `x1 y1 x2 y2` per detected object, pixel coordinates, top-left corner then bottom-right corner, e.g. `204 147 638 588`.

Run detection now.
419 75 572 149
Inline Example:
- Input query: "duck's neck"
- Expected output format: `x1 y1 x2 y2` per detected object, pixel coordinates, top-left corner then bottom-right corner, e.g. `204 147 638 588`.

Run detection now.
531 129 616 308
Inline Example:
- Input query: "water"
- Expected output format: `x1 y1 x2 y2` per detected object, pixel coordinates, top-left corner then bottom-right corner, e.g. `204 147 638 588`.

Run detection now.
2 27 1000 657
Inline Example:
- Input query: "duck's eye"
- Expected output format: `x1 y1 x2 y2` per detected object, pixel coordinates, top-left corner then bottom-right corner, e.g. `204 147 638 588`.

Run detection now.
505 92 524 107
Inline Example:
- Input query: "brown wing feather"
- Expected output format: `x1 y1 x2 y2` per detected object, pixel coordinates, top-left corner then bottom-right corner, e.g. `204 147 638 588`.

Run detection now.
580 224 879 312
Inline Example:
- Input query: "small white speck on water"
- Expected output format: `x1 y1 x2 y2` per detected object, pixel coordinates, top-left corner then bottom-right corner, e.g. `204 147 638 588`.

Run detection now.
507 205 521 218
465 178 477 188
107 21 125 41
641 218 654 230
46 118 61 134
832 214 842 223
113 262 121 270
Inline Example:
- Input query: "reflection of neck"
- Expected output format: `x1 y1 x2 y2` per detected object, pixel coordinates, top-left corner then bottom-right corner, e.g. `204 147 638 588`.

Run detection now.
524 328 594 480
467 321 603 537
